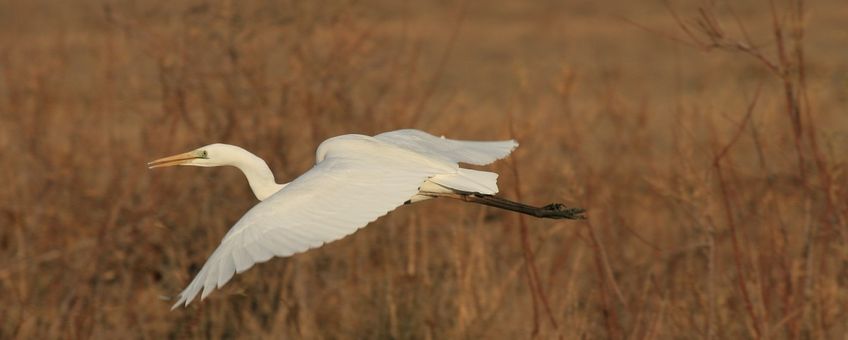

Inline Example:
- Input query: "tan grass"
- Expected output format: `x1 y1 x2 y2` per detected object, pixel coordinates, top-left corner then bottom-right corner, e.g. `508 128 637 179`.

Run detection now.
1 0 846 338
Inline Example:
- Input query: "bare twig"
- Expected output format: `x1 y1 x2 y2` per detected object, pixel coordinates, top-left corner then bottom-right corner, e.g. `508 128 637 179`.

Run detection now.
710 87 768 339
507 112 562 338
408 0 468 126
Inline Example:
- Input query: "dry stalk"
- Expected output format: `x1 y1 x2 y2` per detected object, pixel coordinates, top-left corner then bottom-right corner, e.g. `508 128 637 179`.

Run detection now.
507 112 561 338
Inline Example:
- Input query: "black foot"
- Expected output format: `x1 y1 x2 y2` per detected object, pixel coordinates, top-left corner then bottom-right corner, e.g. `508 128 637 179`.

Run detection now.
539 203 586 220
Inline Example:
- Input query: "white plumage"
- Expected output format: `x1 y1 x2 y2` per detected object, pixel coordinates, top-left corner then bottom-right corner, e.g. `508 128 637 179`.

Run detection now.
148 129 517 309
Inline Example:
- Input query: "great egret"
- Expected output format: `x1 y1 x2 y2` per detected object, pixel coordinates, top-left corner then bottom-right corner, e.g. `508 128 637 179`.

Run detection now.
149 129 584 309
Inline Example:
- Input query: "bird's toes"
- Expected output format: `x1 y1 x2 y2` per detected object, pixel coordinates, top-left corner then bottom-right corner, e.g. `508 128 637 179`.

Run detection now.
566 207 586 214
542 203 586 219
542 203 566 211
566 208 587 219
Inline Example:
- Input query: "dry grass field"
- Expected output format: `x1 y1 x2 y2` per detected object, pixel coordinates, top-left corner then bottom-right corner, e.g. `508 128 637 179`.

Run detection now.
2 0 847 338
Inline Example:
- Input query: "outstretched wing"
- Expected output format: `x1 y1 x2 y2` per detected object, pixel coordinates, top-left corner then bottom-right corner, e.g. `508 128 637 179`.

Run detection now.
172 144 450 309
375 129 518 166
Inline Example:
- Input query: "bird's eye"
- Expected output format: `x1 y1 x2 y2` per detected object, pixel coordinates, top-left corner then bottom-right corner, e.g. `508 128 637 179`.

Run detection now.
201 151 208 158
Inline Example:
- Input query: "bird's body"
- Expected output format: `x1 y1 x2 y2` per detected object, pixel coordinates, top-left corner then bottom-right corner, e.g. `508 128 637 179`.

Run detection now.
149 129 583 309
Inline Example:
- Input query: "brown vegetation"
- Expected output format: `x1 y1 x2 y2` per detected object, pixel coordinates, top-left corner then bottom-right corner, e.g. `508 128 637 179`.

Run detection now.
1 0 847 338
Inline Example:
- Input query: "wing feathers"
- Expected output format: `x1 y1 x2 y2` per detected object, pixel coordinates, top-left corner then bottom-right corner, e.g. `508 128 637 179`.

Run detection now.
202 265 218 298
217 254 235 288
172 143 449 309
233 247 253 273
375 129 517 166
244 234 274 263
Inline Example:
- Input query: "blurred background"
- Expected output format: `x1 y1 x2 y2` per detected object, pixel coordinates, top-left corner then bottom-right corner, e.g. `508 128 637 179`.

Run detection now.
1 0 847 338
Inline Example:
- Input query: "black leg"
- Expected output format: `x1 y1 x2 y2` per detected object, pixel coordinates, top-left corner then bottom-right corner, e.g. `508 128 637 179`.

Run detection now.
421 192 586 220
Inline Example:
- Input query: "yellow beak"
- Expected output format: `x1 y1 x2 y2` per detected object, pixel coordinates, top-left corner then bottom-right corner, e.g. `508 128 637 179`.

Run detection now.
148 151 202 169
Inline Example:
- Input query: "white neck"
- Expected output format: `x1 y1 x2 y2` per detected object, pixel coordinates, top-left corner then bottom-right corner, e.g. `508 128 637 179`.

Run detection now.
228 151 286 201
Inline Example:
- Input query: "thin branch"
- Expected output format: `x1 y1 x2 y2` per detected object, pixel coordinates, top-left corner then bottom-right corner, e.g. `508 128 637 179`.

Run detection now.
506 112 562 338
617 16 699 48
714 81 763 161
664 0 709 48
713 159 762 339
407 0 467 126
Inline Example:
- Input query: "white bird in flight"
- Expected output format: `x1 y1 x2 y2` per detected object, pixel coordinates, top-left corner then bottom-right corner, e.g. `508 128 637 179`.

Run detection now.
148 129 584 309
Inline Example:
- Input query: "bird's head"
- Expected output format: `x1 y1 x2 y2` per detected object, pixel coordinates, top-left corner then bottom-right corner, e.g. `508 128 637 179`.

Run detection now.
148 143 246 169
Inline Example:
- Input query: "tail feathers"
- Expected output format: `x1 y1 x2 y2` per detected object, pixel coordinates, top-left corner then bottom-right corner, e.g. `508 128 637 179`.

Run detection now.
429 169 499 195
